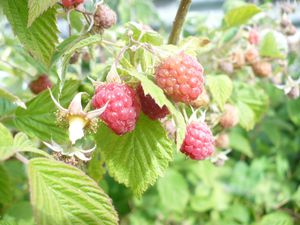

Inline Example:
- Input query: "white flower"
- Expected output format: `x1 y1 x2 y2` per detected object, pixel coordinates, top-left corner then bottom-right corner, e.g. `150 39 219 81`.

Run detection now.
276 76 300 94
43 140 95 161
49 90 107 144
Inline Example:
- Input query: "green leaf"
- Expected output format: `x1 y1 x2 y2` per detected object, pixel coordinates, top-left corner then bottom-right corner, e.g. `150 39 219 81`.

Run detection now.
190 184 213 212
229 128 253 157
126 69 186 149
28 0 59 27
13 133 50 157
0 99 17 117
178 36 210 56
2 0 59 67
70 11 84 32
95 114 174 196
258 212 293 225
87 149 106 183
237 101 255 130
233 82 269 130
15 80 80 142
0 88 26 109
5 201 35 225
206 75 233 109
0 164 13 205
260 32 284 59
127 22 163 46
221 27 239 43
287 98 300 126
51 34 81 65
224 4 261 28
28 158 118 225
0 216 18 225
0 128 49 161
0 123 14 161
157 170 189 212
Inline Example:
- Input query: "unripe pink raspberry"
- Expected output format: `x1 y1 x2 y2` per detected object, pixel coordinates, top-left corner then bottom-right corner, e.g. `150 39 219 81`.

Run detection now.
29 75 52 94
92 83 141 135
190 88 210 108
218 60 234 75
215 133 230 149
219 104 239 129
155 52 204 104
248 29 259 45
136 84 169 120
181 122 215 160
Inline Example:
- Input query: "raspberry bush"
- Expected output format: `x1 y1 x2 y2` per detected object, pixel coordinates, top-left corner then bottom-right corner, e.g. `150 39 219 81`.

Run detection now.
0 0 299 225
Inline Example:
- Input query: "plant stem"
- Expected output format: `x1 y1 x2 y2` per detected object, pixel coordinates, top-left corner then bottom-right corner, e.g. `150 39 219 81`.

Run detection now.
15 153 29 164
0 58 32 77
168 0 192 45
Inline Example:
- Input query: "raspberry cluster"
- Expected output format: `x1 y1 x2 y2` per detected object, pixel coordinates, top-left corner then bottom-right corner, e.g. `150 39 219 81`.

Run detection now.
155 53 204 104
181 122 215 160
29 75 52 94
92 83 141 135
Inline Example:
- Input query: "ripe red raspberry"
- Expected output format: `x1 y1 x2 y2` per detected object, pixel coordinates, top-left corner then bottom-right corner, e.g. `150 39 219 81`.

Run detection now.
181 122 215 160
61 0 83 8
29 75 52 94
248 29 259 45
219 104 239 129
94 4 117 30
92 83 141 135
155 53 204 103
136 84 169 120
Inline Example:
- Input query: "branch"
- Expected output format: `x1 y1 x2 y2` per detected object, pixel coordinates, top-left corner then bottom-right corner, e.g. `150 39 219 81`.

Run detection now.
168 0 192 45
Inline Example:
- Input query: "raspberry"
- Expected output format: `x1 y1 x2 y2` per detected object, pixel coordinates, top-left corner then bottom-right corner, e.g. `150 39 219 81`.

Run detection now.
215 133 229 149
136 84 169 120
244 47 259 64
181 122 215 160
231 50 245 69
69 52 80 64
284 24 297 36
218 60 234 75
82 51 90 64
92 83 141 135
280 14 291 28
29 75 52 94
251 61 272 78
248 29 259 45
219 104 239 129
191 88 210 108
155 53 204 103
61 0 83 8
287 86 300 99
94 4 117 30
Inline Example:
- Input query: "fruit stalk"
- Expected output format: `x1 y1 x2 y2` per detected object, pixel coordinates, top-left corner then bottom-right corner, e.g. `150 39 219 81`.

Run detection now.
168 0 192 45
